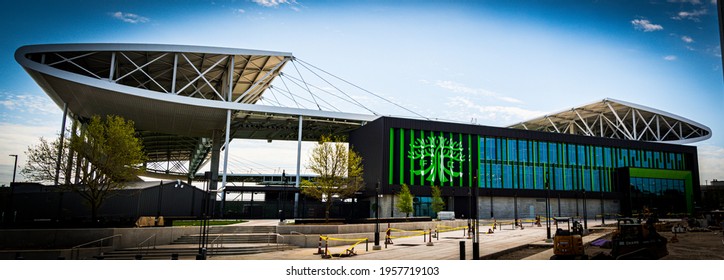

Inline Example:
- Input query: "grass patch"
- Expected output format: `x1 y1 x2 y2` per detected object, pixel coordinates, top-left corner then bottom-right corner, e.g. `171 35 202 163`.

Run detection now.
172 220 247 226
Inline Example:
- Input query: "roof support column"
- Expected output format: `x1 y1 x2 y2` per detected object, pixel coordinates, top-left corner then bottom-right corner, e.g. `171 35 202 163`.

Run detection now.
209 129 222 217
294 115 303 219
220 109 231 218
220 55 234 218
54 103 68 186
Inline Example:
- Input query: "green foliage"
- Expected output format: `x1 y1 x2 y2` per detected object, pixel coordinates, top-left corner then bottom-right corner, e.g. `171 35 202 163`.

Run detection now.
301 135 364 222
431 185 445 217
396 184 414 218
22 115 146 222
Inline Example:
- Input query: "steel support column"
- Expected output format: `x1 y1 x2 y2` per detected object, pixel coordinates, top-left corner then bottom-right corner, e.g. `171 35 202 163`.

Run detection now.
294 115 303 218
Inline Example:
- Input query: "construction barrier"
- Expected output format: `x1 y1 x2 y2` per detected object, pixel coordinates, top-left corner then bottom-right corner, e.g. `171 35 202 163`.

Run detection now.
319 235 369 259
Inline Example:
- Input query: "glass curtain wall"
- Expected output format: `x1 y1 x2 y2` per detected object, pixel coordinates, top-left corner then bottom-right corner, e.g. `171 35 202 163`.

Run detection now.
479 137 686 192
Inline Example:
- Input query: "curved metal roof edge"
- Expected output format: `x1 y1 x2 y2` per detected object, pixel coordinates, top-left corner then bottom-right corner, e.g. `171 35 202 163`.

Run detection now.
508 97 712 137
16 43 293 58
16 48 377 123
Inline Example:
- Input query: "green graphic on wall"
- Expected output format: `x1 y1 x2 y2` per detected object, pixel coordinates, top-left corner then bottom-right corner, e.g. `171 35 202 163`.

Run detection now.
389 128 474 187
408 135 465 184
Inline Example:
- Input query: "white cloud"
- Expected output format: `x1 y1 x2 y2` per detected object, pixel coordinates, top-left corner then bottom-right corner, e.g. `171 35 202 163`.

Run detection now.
664 55 678 61
444 96 544 124
698 145 724 183
111 11 150 24
631 19 663 32
681 35 694 43
672 9 707 21
433 80 523 104
253 0 292 7
235 9 246 14
1 93 62 120
667 0 702 4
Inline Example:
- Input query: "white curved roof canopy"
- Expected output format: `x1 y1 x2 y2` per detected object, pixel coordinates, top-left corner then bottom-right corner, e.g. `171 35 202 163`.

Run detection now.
16 43 377 176
508 98 711 144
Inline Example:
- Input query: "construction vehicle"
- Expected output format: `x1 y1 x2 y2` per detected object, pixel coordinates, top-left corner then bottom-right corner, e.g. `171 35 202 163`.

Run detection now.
607 218 668 260
550 217 587 260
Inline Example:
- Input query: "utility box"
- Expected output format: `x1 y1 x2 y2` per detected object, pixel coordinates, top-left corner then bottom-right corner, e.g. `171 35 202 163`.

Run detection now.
437 211 455 220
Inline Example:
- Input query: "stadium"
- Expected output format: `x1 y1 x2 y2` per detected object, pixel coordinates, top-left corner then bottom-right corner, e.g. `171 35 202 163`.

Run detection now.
11 43 711 223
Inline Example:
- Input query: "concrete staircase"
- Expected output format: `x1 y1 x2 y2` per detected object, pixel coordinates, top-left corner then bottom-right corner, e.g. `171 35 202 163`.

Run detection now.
99 225 297 260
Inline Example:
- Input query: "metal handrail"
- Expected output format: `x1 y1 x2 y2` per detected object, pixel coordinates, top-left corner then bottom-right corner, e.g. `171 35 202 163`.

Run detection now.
207 233 224 256
70 234 122 260
136 234 157 257
289 231 306 247
267 233 286 250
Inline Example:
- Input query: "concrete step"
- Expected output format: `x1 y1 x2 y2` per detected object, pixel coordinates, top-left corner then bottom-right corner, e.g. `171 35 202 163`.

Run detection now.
207 226 277 234
99 244 298 260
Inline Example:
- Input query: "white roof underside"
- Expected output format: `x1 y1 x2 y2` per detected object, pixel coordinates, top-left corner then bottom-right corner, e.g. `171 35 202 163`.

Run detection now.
508 98 711 144
16 43 377 176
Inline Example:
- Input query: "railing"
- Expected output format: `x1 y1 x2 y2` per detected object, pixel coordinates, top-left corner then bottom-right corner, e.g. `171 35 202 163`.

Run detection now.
290 231 307 247
267 233 286 250
136 234 157 258
70 234 122 260
207 233 224 256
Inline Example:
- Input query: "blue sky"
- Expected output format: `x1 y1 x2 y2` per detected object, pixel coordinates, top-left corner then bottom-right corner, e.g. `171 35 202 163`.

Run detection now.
0 0 722 186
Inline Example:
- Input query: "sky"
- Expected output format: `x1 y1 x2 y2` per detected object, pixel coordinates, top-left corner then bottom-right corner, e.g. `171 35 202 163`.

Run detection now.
0 0 722 187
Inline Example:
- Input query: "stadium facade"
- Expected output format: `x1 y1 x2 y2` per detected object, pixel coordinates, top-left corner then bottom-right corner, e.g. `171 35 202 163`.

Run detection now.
13 43 710 222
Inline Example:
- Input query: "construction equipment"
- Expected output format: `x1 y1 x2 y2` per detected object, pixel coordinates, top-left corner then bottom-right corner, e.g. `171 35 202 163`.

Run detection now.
608 218 668 260
550 217 587 260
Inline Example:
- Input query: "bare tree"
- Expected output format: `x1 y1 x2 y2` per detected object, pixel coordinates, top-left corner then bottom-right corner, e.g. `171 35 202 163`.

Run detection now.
301 135 364 222
22 115 146 223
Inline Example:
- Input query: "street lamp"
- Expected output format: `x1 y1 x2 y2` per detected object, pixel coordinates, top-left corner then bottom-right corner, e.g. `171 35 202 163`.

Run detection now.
545 172 551 240
373 181 381 250
9 154 18 183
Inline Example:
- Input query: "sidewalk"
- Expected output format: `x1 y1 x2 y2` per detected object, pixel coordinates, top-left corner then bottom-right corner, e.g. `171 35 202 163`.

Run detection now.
211 219 614 260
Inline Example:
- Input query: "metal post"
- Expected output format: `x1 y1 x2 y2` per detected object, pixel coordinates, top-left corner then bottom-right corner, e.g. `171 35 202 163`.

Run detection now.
600 191 605 225
583 190 588 230
9 155 17 183
514 191 518 226
472 170 479 260
220 109 232 218
294 115 303 218
557 193 561 217
545 173 551 240
459 240 466 260
373 181 381 250
54 103 68 186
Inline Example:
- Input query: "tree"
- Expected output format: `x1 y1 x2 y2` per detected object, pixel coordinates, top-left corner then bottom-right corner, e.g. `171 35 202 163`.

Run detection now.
301 135 364 222
396 184 414 218
431 185 445 218
22 115 146 223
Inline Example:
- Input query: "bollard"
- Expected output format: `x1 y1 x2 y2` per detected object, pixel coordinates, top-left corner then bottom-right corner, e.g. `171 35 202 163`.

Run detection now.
459 240 466 260
321 238 331 259
426 229 434 246
316 236 324 255
366 239 369 252
171 253 179 260
436 228 439 241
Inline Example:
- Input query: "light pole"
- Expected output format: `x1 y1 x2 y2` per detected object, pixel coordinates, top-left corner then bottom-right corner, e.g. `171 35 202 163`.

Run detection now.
545 172 551 240
9 154 18 183
373 181 381 250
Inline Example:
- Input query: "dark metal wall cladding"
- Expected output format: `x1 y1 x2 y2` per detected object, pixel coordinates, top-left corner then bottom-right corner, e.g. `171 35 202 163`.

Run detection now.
350 116 701 197
348 118 385 196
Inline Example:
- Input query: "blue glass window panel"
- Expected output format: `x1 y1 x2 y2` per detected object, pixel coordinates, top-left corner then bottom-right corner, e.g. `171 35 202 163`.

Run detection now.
504 165 513 189
534 167 544 190
568 144 577 165
578 146 586 166
525 166 534 190
565 168 573 190
595 147 603 167
538 142 548 163
549 143 558 164
485 137 496 160
555 167 563 191
518 140 528 162
508 139 517 162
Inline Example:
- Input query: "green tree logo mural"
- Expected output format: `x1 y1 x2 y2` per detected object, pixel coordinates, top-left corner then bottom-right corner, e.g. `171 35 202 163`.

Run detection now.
408 135 465 184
